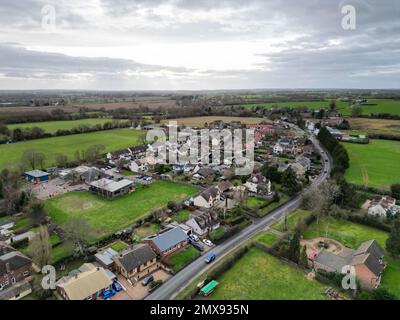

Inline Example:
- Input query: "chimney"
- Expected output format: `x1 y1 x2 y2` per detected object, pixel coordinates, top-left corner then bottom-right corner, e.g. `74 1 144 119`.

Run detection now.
5 262 11 273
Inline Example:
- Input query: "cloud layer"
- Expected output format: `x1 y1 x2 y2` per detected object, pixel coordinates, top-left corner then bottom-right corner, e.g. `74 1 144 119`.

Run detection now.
0 0 399 89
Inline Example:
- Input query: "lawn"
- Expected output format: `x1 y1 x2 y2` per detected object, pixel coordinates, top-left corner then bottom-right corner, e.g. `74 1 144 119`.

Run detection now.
254 231 279 247
172 210 191 223
342 139 400 189
246 197 266 209
210 247 329 300
0 128 144 170
7 118 119 133
45 180 197 241
169 246 200 273
135 223 160 239
271 210 311 232
107 240 129 253
303 216 400 296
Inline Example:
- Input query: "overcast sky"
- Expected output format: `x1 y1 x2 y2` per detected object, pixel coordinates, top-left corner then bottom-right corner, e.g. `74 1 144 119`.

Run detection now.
0 0 399 90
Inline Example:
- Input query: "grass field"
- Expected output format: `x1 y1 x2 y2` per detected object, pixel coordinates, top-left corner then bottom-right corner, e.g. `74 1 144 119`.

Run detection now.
169 247 200 273
254 231 279 247
106 240 129 253
271 210 311 232
165 116 268 127
346 118 400 136
45 181 197 240
255 195 290 217
342 139 400 189
241 99 400 116
7 118 118 133
0 128 144 169
209 247 329 300
303 216 400 296
172 210 191 223
135 223 160 239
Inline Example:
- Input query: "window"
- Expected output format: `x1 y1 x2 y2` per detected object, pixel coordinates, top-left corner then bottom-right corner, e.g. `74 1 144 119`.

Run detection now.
23 271 29 277
11 278 16 284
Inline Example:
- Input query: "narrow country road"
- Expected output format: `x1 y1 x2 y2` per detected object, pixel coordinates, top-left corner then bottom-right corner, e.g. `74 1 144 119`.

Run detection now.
146 136 331 300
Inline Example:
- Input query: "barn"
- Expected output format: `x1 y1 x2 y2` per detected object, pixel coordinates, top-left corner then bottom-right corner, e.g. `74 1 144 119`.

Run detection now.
24 170 50 183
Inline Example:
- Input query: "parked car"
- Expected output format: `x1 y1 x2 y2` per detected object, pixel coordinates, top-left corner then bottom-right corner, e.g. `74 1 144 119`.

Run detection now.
142 275 154 286
112 280 123 292
189 234 199 242
205 252 216 264
102 289 116 300
192 242 204 252
203 239 214 247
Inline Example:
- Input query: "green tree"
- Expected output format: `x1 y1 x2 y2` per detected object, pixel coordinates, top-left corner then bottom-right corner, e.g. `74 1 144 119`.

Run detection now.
299 245 308 268
29 225 52 268
391 184 400 199
351 105 363 117
386 219 400 256
27 201 48 226
287 230 301 263
63 218 94 256
261 163 282 183
281 167 302 196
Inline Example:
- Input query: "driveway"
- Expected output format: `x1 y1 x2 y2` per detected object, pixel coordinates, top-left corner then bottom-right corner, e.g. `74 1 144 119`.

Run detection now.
112 269 172 300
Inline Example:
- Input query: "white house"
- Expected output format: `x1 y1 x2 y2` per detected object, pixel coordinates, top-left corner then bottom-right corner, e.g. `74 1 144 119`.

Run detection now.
128 159 148 173
193 187 221 208
273 143 284 155
363 196 399 217
185 210 220 236
244 173 272 195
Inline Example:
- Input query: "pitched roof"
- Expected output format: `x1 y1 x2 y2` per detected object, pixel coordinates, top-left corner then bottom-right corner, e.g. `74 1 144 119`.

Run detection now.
90 178 133 193
145 227 188 252
0 251 31 276
56 264 112 300
113 244 156 273
217 180 232 192
313 251 351 272
198 187 220 201
95 248 118 266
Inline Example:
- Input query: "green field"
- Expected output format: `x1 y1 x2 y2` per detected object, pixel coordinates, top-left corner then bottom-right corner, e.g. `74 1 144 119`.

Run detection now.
209 247 329 300
303 216 400 296
7 118 118 133
342 139 400 189
169 247 200 273
272 210 311 232
254 231 279 247
0 128 144 169
241 99 400 116
45 181 197 240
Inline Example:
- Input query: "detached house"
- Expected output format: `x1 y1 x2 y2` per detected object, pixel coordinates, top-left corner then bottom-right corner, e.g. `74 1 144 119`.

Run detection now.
244 173 271 195
185 210 220 236
193 187 221 208
128 159 149 173
313 240 385 290
144 227 189 257
113 244 158 282
362 196 399 217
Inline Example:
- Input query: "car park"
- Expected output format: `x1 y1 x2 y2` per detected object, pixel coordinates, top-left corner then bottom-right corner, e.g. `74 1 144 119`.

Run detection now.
202 239 214 247
142 275 154 286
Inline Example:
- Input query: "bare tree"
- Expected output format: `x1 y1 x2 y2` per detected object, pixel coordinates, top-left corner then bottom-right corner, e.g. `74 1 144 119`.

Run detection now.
63 218 94 256
28 225 52 268
55 154 68 168
21 149 46 170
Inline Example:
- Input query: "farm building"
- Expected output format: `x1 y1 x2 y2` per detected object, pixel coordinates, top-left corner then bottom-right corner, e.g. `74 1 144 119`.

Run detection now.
24 170 50 183
89 178 134 199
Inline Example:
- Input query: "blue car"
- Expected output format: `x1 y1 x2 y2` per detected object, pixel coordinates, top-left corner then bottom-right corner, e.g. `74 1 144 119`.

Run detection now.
102 289 116 300
205 252 217 264
112 281 123 292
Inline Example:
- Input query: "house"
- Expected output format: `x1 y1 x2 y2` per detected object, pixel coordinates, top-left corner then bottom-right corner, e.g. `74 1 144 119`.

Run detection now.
128 159 148 173
185 210 220 236
313 240 385 290
56 263 112 300
244 173 271 195
113 244 158 282
144 227 189 257
24 170 50 183
197 167 215 180
362 196 399 217
273 143 284 155
94 248 119 269
217 180 233 193
107 145 148 161
0 249 32 300
193 187 221 208
89 178 134 199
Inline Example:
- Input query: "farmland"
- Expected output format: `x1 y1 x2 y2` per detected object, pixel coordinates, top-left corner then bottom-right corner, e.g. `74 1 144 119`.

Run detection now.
241 99 400 116
0 128 144 169
346 118 400 136
7 118 119 133
45 180 197 241
342 139 400 189
303 216 400 296
209 247 329 300
165 116 268 127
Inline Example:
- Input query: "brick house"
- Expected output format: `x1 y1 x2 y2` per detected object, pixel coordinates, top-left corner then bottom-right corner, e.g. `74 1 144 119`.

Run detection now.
144 227 189 257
